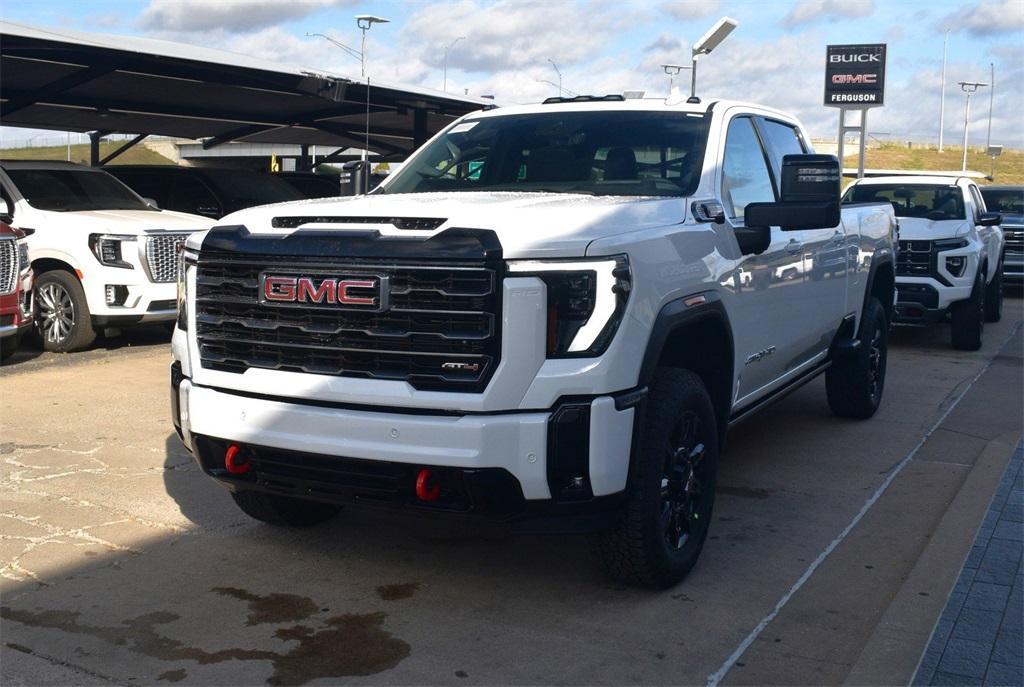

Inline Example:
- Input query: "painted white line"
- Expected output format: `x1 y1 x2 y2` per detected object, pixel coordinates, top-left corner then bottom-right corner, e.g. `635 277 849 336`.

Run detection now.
705 324 1020 687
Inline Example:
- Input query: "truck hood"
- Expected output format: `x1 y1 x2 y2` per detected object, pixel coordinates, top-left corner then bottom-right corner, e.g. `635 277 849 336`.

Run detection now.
218 192 689 258
896 217 971 241
34 208 212 234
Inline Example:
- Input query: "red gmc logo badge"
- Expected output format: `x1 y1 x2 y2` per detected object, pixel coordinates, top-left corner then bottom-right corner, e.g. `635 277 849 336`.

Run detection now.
260 274 389 311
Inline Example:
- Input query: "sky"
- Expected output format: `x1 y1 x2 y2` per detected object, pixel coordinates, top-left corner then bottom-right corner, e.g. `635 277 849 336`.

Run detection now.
1 0 1022 147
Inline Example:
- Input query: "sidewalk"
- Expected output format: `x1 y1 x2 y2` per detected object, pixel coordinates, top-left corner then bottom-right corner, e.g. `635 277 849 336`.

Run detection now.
913 443 1023 686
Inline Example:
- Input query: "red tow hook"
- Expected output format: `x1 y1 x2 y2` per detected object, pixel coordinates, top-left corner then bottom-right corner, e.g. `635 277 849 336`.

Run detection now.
415 468 441 502
224 443 251 475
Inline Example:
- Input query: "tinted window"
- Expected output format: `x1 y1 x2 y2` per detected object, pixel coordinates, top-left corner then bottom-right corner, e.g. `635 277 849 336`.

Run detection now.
760 119 807 180
980 188 1023 214
278 175 340 199
4 169 152 212
169 175 221 217
383 111 711 197
109 170 170 209
843 183 965 220
201 171 302 214
722 117 775 220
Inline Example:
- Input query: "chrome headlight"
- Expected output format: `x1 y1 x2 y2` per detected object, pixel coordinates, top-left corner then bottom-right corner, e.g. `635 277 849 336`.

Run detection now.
508 255 631 357
88 233 136 269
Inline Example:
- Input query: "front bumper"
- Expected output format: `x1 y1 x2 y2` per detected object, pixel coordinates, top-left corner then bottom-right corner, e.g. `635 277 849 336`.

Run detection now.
83 268 178 323
894 275 973 324
171 365 639 531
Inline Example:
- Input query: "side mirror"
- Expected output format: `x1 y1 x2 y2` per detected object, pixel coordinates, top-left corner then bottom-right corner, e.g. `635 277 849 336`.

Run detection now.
0 212 12 225
978 211 1002 226
745 154 841 232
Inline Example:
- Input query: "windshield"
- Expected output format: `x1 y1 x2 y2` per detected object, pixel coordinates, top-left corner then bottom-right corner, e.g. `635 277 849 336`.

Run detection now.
204 171 303 213
843 183 965 221
382 110 711 197
980 188 1024 215
6 168 152 212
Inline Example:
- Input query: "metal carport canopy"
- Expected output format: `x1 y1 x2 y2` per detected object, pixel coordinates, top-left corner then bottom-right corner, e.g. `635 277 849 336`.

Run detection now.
0 20 495 160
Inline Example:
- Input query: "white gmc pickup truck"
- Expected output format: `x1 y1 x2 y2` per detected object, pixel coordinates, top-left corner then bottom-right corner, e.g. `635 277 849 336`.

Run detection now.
172 97 897 587
843 175 1005 350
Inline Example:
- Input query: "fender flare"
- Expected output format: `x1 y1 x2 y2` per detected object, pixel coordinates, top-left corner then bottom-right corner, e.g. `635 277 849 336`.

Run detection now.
861 251 895 328
638 290 735 386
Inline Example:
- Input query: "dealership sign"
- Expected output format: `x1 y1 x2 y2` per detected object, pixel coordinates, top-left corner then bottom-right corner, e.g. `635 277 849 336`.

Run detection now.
824 44 886 107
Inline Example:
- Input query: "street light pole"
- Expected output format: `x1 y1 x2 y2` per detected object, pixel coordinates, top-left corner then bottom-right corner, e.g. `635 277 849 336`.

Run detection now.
939 29 949 152
443 36 466 93
547 58 562 97
689 17 738 101
986 62 994 149
958 81 988 172
355 15 390 78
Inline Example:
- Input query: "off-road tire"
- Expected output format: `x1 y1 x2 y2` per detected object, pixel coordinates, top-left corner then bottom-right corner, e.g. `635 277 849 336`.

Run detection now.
826 298 888 419
950 271 985 351
231 490 341 527
591 368 719 588
984 261 1003 323
34 270 96 352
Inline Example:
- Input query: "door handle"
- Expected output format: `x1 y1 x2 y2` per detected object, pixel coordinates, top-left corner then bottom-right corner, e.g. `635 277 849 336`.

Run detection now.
786 239 804 254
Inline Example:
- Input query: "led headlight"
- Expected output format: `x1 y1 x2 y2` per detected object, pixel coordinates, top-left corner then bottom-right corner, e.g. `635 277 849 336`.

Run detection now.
177 247 198 331
508 255 630 357
88 234 136 269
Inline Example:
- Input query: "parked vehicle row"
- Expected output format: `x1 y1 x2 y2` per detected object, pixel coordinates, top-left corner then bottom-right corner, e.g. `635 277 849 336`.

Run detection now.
843 175 1006 350
0 162 350 358
170 97 899 588
980 185 1024 284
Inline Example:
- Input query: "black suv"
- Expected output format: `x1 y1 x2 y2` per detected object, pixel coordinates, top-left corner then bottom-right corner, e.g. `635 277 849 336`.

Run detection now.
106 166 303 219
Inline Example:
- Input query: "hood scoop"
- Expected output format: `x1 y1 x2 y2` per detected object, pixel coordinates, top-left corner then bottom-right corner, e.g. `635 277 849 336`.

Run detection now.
271 216 446 230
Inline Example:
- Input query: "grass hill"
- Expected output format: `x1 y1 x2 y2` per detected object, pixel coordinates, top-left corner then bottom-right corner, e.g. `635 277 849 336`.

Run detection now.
1 141 175 166
857 144 1022 185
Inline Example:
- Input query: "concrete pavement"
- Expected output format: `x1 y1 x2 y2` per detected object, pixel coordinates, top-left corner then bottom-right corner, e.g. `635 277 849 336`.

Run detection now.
1 300 1021 686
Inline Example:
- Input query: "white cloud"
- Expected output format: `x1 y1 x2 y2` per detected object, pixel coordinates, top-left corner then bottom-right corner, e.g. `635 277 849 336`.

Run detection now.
937 0 1024 36
662 0 720 20
138 0 353 33
400 0 618 73
782 0 874 27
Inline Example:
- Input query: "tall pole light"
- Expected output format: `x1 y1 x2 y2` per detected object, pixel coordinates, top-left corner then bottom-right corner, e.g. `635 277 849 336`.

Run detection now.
535 79 578 97
986 62 994 149
443 36 466 93
355 15 390 78
690 16 738 101
547 58 562 97
938 28 949 152
958 80 988 172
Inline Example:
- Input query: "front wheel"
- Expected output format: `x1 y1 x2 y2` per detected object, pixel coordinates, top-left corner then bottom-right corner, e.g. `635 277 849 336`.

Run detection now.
950 272 985 351
34 271 96 352
984 262 1003 323
591 368 719 588
826 297 888 419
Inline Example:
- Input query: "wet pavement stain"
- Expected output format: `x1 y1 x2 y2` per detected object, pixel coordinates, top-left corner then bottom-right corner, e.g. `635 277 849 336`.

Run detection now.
1 589 411 685
212 587 319 625
375 582 420 601
157 668 187 682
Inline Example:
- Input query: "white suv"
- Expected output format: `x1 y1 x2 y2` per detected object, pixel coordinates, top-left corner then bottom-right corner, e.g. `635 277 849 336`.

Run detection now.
0 162 210 351
843 175 1005 350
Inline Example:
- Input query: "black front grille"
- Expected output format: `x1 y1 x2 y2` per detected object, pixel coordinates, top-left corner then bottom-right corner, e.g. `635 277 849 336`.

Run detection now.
194 253 501 391
1004 227 1023 254
896 240 934 277
896 283 939 309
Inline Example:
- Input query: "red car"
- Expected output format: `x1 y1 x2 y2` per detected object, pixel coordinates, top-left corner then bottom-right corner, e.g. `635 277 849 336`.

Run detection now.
0 221 33 362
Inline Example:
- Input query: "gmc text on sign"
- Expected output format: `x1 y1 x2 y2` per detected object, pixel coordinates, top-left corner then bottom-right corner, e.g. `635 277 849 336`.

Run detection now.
824 44 886 107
